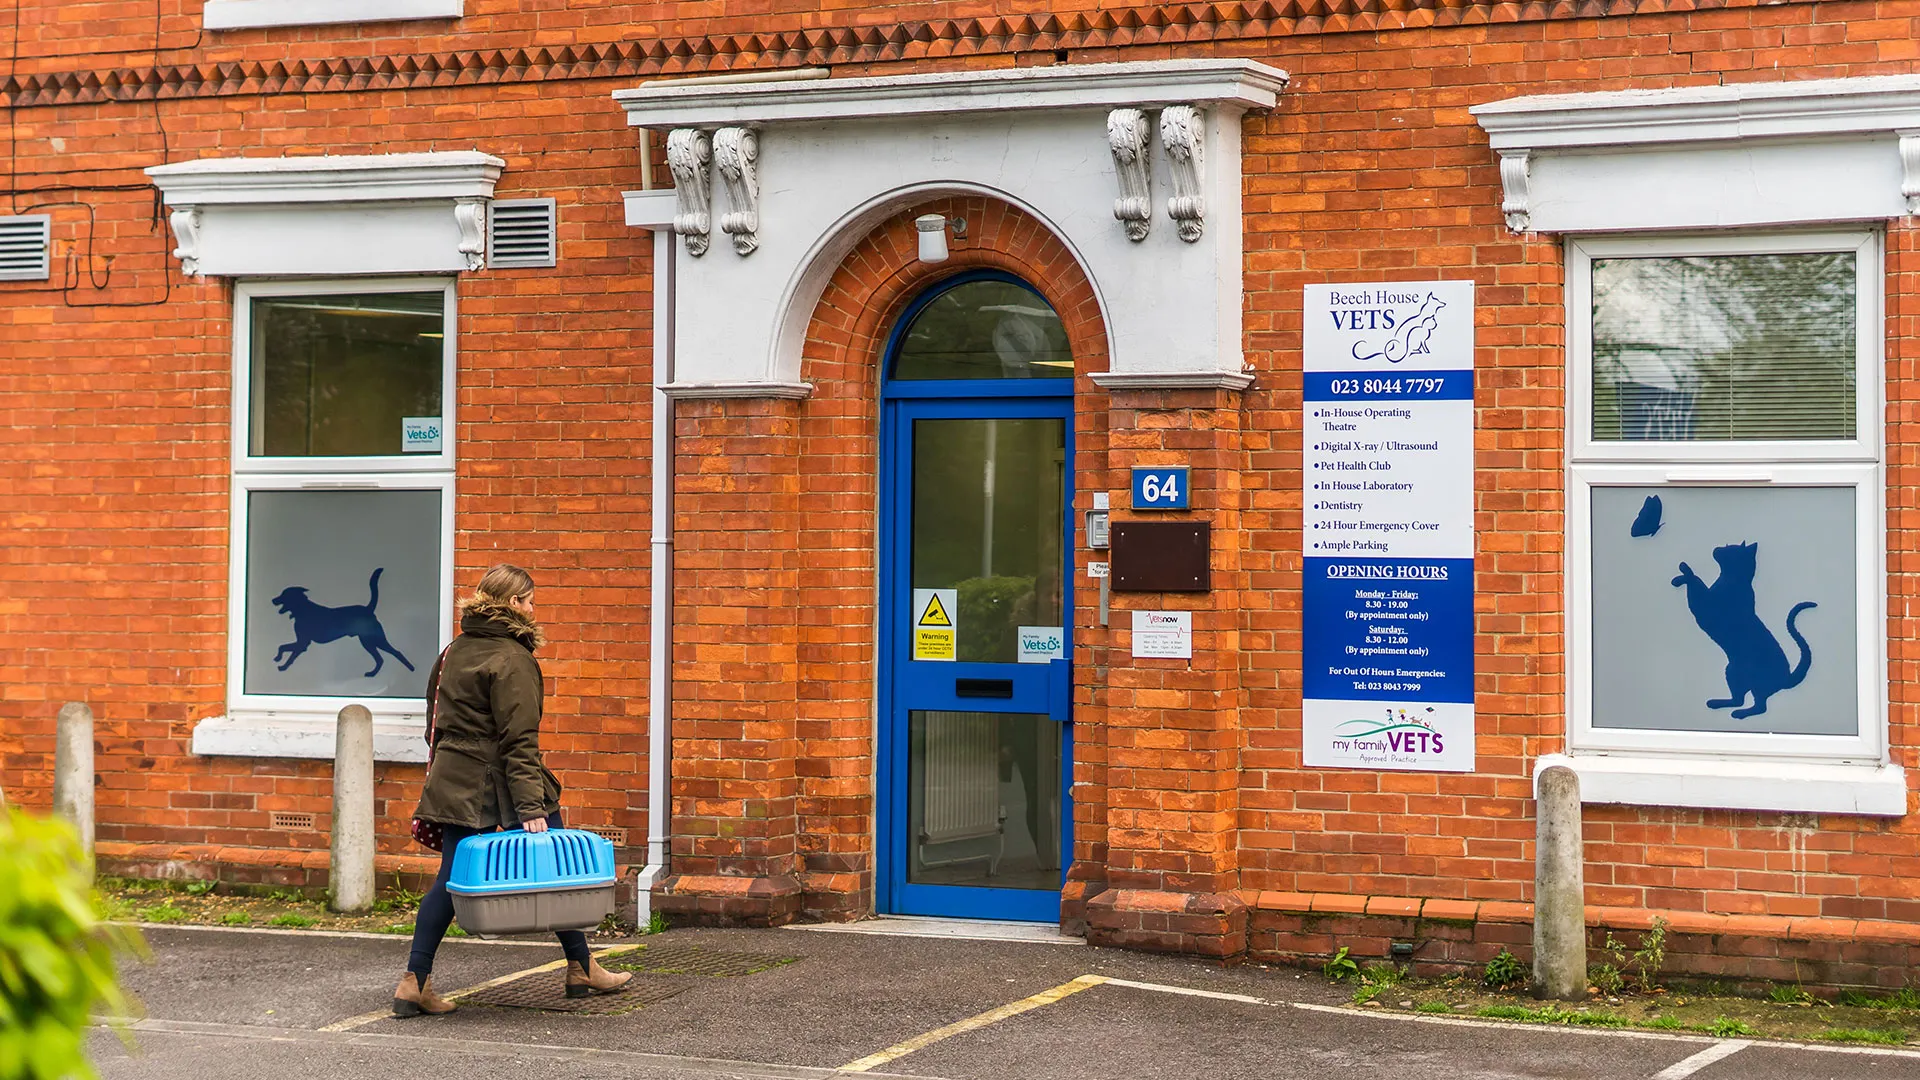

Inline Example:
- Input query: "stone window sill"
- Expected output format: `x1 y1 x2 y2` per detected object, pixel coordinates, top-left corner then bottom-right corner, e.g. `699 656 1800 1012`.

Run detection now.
1535 752 1907 817
192 714 428 764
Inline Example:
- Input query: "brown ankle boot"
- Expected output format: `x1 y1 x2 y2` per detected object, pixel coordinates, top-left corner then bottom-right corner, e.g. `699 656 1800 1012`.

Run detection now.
393 972 456 1017
564 959 633 999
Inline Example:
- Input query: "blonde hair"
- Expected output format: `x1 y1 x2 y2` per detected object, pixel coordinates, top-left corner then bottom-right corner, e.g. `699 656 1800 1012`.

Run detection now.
467 563 535 608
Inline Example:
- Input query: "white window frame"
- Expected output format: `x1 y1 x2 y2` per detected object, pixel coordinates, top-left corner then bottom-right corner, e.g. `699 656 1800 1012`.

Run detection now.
203 277 457 761
1565 229 1891 807
203 0 462 31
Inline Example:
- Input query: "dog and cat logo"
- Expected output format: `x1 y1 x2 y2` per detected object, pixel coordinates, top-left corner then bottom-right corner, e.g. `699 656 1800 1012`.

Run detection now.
270 568 415 678
1629 495 1816 720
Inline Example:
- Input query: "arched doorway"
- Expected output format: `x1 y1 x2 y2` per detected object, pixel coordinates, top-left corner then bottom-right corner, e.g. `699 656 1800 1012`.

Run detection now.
878 271 1075 922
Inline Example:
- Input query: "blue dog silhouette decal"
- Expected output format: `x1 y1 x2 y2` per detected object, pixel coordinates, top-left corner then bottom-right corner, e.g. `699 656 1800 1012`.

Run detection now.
271 568 416 678
1670 543 1815 720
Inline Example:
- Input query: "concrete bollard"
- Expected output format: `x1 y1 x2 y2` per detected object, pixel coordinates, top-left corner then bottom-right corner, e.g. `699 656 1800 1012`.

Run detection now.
53 702 95 868
330 704 375 914
1533 763 1587 1001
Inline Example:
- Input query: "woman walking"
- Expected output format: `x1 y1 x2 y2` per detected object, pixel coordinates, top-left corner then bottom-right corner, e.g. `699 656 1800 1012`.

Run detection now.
393 564 632 1017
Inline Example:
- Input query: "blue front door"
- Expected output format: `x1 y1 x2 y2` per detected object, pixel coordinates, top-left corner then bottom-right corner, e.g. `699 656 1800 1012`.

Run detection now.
877 273 1075 923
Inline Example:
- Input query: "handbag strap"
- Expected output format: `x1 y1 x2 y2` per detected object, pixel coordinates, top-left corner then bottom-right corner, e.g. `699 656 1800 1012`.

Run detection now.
423 642 455 764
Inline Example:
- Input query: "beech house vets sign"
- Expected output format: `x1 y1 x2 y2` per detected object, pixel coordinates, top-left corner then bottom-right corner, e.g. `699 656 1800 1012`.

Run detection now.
1302 281 1475 772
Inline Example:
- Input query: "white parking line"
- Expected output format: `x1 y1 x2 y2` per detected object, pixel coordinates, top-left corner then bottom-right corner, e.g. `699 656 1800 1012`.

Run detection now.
1651 1040 1750 1079
119 921 564 946
315 944 639 1033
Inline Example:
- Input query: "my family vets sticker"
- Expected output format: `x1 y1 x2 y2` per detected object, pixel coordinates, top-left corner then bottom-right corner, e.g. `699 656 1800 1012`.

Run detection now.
912 588 958 662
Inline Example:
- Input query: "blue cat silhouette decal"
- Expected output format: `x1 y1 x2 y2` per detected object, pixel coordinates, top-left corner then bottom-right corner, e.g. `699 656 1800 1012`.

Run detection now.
1629 494 1663 538
1671 543 1815 719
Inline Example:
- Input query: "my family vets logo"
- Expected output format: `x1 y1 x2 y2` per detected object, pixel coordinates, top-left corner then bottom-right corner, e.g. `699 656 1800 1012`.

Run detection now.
1333 706 1446 755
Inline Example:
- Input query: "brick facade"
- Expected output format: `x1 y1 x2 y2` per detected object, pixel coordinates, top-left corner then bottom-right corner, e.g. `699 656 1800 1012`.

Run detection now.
7 0 1920 988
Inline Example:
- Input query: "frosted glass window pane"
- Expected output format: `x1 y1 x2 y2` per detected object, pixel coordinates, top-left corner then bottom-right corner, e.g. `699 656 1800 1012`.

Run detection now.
1591 253 1855 441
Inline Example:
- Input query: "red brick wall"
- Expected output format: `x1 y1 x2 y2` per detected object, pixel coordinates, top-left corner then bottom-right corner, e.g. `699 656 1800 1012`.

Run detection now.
8 0 1920 934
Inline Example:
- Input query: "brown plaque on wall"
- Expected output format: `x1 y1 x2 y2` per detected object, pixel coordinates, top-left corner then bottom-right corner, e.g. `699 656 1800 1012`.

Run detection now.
1109 521 1211 592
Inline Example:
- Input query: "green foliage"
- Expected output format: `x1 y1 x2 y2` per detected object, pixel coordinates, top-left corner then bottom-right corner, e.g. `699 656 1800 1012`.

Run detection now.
1359 962 1404 988
1322 946 1360 982
371 883 423 915
1819 1028 1906 1045
446 924 469 938
220 912 252 927
1703 1017 1758 1038
1415 1001 1452 1014
1350 983 1383 1005
1768 984 1813 1005
1645 1016 1686 1030
954 576 1038 663
1629 918 1669 990
0 809 144 1080
376 923 414 935
182 882 216 897
135 904 187 924
645 911 668 936
1473 1004 1627 1027
1483 949 1525 989
1589 963 1623 996
1838 988 1920 1011
266 913 316 929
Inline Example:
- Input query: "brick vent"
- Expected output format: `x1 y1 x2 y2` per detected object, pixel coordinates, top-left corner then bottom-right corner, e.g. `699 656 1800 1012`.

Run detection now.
269 812 315 832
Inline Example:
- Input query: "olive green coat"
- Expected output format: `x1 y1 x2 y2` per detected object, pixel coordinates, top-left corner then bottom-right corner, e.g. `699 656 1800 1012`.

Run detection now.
414 602 562 830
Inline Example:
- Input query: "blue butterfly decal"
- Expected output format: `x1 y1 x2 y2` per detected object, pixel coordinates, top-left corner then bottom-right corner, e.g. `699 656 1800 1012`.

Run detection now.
1630 494 1663 538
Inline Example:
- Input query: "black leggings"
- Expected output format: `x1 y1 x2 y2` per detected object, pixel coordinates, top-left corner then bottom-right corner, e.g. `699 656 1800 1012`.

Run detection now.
408 810 592 978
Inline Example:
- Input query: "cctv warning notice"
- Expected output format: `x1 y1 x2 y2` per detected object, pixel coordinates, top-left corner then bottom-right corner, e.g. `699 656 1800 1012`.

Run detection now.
1302 281 1476 773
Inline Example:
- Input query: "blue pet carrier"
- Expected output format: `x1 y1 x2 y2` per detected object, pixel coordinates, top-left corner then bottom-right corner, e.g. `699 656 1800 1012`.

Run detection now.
446 828 617 934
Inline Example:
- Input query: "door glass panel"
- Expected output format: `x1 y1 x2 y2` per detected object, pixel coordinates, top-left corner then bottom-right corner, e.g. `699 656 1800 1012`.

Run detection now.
892 280 1073 380
908 711 1061 890
912 418 1065 664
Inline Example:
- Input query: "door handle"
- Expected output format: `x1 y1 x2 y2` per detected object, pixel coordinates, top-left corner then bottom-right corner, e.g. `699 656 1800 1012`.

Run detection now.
955 678 1014 699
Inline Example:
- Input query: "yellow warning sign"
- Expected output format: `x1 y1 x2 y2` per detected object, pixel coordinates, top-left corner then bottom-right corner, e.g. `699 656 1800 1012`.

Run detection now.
917 592 952 627
912 588 958 662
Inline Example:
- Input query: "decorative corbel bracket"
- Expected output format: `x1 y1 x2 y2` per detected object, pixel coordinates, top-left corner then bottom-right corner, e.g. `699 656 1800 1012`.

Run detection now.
168 207 202 276
1159 105 1206 243
453 197 487 271
1108 108 1153 242
1901 133 1920 215
666 128 714 257
712 127 761 256
1497 149 1532 233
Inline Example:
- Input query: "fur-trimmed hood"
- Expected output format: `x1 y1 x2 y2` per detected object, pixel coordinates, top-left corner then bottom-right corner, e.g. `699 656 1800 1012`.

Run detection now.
456 596 547 650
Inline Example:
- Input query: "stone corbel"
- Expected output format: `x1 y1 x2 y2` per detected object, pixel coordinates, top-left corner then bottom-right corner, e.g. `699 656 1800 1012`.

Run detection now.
1108 108 1153 242
1159 105 1206 243
1498 150 1532 233
712 127 761 256
168 206 202 276
666 128 714 257
453 197 487 271
1901 134 1920 215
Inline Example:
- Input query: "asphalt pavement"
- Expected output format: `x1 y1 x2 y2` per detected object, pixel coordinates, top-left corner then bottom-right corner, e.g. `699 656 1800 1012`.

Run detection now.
89 921 1920 1080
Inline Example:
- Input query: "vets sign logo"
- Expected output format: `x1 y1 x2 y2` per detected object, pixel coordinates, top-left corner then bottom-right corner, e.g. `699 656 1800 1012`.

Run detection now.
912 588 958 662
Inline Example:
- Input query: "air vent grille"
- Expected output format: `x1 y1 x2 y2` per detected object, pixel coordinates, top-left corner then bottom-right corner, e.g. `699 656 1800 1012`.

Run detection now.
270 811 315 831
0 215 51 281
489 198 556 268
586 826 628 847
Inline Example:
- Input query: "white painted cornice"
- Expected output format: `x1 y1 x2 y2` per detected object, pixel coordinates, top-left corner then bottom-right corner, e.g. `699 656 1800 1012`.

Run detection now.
1473 75 1920 234
146 152 506 276
1089 370 1253 391
616 59 1289 129
146 151 504 205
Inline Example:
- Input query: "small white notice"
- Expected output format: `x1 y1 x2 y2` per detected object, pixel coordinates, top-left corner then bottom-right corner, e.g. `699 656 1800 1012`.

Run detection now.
402 417 443 453
1017 626 1065 664
1130 610 1192 660
1087 562 1110 579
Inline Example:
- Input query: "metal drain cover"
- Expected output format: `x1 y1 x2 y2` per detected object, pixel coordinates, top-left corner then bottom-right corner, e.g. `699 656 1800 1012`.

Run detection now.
463 971 689 1015
608 943 800 977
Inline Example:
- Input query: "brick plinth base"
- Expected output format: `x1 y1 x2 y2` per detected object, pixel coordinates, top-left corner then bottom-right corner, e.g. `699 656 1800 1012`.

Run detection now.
96 841 439 895
1085 888 1248 962
1242 892 1920 994
653 873 804 927
1060 877 1106 936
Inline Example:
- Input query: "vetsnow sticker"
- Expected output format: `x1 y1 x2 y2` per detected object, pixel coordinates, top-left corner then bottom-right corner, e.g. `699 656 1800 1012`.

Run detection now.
1130 610 1192 660
911 588 958 662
